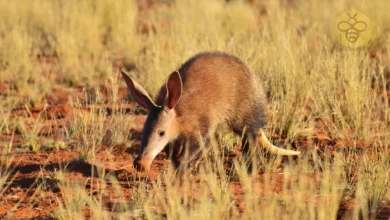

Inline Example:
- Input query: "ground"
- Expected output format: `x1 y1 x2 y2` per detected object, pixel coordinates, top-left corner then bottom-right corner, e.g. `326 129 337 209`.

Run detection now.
0 86 389 219
0 0 389 219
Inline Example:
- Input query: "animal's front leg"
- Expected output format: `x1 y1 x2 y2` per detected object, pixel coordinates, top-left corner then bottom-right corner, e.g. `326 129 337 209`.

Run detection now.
175 130 216 175
168 138 185 170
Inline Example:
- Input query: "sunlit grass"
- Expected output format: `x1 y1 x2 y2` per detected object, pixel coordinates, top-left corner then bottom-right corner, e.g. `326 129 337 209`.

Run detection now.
0 0 389 219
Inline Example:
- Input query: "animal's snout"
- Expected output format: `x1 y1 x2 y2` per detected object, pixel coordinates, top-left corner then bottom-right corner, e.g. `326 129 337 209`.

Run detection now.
133 157 149 172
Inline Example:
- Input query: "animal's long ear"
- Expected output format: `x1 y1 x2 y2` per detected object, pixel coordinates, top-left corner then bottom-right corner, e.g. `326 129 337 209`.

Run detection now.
165 71 182 109
121 71 157 111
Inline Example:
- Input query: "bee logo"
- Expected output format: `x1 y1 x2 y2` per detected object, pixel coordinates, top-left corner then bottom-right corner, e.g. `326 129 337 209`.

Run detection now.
337 13 367 43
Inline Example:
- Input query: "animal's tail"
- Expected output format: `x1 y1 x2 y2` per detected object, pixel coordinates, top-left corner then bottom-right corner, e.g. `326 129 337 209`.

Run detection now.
257 129 301 156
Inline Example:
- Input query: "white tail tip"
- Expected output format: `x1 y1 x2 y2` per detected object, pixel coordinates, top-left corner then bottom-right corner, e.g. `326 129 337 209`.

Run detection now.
257 129 301 156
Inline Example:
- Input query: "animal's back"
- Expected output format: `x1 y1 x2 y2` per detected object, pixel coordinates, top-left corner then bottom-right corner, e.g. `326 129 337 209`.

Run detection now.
156 52 267 135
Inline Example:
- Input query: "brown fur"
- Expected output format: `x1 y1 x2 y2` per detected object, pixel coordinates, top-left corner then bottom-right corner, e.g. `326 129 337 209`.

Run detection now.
121 52 298 173
156 52 266 137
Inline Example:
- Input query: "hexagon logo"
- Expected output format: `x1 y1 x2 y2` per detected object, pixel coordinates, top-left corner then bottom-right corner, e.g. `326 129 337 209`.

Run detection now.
334 8 374 49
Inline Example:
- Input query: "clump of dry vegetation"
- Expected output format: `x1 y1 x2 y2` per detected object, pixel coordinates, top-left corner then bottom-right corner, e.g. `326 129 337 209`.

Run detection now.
0 0 389 219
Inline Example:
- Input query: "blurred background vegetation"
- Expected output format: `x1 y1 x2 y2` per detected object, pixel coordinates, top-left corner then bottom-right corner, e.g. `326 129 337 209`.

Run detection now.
1 0 389 139
0 0 389 218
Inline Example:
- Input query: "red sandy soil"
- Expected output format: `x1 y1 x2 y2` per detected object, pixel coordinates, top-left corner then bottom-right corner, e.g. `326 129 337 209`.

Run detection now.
0 83 389 219
0 1 389 219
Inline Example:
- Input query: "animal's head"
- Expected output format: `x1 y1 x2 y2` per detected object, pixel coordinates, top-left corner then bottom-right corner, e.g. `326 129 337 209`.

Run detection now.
121 71 182 171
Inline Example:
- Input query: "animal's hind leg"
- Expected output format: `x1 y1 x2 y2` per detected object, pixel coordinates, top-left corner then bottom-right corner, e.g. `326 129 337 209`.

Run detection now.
232 126 257 155
233 127 260 172
241 133 251 155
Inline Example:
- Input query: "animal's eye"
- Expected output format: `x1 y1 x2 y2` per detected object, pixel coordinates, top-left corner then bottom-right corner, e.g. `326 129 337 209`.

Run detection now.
159 131 165 137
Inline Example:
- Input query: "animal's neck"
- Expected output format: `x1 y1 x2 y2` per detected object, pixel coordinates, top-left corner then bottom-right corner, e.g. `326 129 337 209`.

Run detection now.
171 114 183 135
172 113 202 138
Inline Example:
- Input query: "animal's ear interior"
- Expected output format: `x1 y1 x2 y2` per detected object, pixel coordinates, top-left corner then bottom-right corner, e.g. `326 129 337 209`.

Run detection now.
121 70 156 111
165 71 182 109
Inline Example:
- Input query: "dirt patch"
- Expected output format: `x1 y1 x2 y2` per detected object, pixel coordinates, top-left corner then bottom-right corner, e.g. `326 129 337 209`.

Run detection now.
0 2 389 218
0 82 389 219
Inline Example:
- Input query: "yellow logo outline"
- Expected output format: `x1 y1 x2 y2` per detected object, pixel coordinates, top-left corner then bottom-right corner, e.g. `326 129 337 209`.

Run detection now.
334 8 374 49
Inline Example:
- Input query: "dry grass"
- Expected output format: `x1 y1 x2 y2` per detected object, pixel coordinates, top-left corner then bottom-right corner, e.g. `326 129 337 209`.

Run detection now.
0 0 389 219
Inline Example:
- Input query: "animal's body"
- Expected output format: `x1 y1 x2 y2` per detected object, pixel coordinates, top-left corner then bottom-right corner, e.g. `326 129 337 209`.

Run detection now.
121 52 300 172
